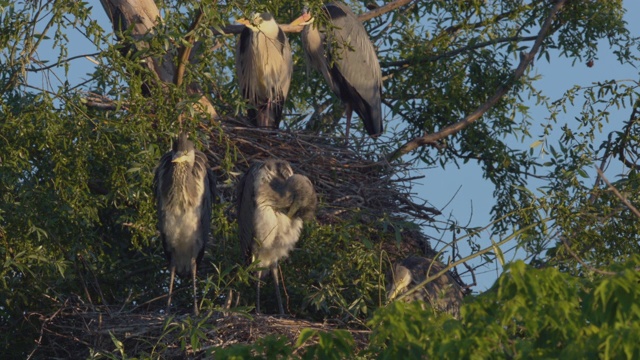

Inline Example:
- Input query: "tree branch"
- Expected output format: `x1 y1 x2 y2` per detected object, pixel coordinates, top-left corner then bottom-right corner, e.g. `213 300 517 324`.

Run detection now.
387 0 568 162
214 0 415 35
398 220 543 301
617 105 640 170
26 53 102 73
381 35 537 69
174 8 205 87
559 235 616 276
595 167 640 219
358 0 414 22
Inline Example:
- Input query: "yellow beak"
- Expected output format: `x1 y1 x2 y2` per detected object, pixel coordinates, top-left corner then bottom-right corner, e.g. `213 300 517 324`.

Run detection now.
172 154 189 163
290 13 312 27
236 18 251 26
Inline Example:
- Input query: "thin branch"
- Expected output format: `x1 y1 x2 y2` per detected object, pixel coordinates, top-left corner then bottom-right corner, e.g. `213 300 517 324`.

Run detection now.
382 35 537 69
4 7 59 92
617 106 640 170
398 221 543 301
559 235 616 276
215 0 415 35
26 52 102 73
174 7 205 87
445 8 519 35
596 167 640 219
387 0 568 162
358 0 414 22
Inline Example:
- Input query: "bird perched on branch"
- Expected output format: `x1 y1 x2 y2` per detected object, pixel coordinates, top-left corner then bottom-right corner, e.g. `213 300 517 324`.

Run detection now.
236 159 317 314
154 133 216 316
387 256 465 318
291 2 383 141
236 12 293 128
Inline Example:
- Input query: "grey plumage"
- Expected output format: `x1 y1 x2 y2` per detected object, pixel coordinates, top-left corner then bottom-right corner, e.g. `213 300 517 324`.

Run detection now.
386 256 464 318
236 159 317 314
292 2 383 140
153 133 216 315
236 13 293 128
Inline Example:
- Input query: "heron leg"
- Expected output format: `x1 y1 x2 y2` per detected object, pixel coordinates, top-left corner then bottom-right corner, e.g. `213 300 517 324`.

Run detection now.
344 104 353 146
255 269 263 314
272 265 284 315
191 257 199 316
167 263 176 314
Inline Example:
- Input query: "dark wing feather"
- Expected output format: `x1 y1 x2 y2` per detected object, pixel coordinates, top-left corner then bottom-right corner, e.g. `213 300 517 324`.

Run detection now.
237 27 253 101
237 161 263 264
194 150 213 266
276 27 287 54
267 26 292 128
154 150 174 263
325 2 383 136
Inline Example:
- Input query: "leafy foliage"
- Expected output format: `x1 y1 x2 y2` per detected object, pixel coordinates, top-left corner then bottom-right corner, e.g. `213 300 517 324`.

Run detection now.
1 0 640 358
368 259 640 359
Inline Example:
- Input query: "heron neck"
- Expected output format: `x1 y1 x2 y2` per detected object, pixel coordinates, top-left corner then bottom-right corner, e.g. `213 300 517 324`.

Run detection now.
255 23 279 39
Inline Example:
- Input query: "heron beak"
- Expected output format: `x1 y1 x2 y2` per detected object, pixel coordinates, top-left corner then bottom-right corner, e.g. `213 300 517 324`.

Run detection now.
236 18 251 26
172 154 189 163
287 203 299 219
290 13 313 27
386 286 399 302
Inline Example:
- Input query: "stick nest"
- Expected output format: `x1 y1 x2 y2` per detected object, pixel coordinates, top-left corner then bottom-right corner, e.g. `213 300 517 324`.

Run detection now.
205 117 441 226
30 300 370 359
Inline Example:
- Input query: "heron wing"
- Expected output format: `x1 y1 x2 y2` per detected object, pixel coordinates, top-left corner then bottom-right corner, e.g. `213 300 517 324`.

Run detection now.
153 150 174 262
237 161 263 263
324 2 383 136
236 27 255 102
193 150 214 266
275 27 293 102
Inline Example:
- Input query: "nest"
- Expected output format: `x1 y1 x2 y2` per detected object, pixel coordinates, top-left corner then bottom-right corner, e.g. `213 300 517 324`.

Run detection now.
29 300 370 359
204 116 441 225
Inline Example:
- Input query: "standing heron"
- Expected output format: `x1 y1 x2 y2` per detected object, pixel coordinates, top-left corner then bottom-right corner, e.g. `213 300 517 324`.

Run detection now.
387 256 465 318
236 159 317 314
154 133 216 315
291 2 383 141
236 12 293 128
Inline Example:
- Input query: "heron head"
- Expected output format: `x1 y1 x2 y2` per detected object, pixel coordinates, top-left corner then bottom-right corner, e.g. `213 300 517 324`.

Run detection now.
386 263 411 301
237 12 276 32
285 174 317 220
171 133 196 165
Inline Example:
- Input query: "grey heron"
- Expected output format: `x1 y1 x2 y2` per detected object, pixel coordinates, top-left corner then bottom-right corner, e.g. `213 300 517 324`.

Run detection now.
153 133 216 315
387 256 464 318
236 159 317 314
291 2 383 141
236 12 293 128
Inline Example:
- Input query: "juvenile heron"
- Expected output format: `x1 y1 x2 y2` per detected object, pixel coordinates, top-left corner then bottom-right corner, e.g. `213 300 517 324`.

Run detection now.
236 12 293 128
154 133 216 315
291 2 383 141
236 159 317 314
387 256 465 318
